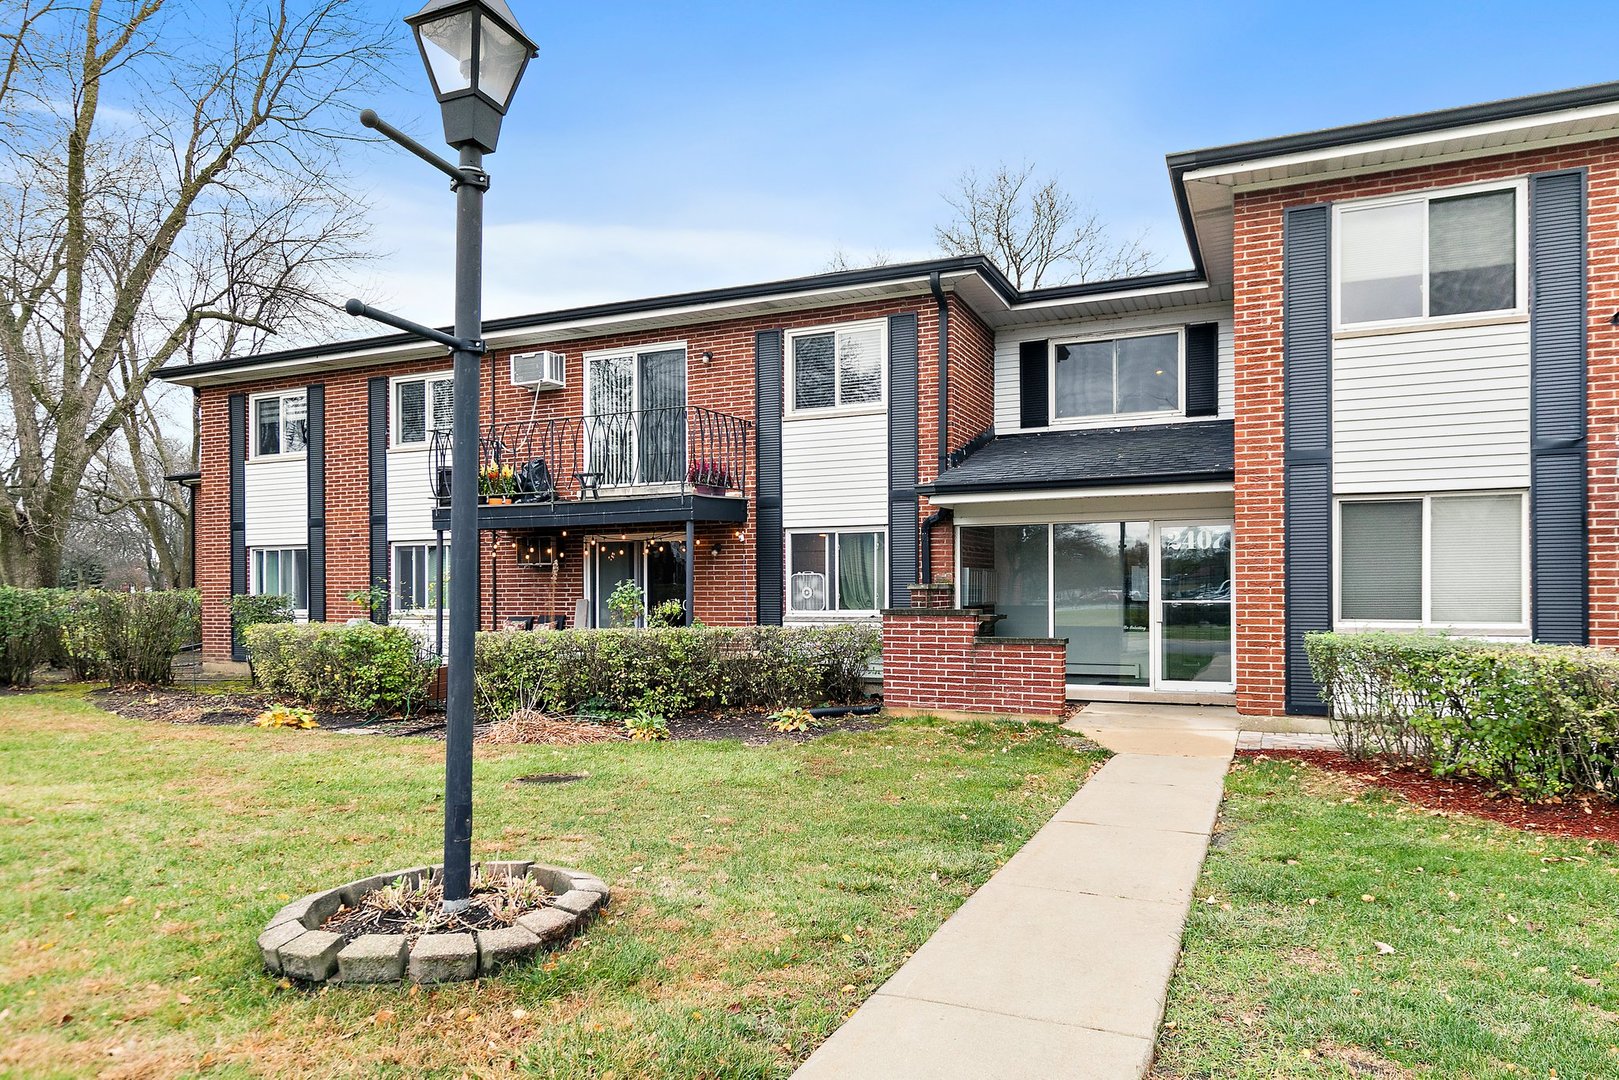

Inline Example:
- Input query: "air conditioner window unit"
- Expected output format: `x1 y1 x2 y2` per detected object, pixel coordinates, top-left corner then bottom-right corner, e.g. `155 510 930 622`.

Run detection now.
510 350 566 390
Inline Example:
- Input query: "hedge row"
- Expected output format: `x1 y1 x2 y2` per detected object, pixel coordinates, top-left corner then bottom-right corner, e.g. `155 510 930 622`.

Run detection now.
1305 631 1619 798
473 624 881 721
243 622 441 719
0 587 200 687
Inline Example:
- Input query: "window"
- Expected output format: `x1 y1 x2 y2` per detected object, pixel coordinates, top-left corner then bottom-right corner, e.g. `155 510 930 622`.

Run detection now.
1052 331 1180 421
251 548 309 612
393 543 448 612
1338 493 1525 627
788 530 886 613
394 374 454 447
253 391 308 457
1337 185 1521 326
789 322 884 413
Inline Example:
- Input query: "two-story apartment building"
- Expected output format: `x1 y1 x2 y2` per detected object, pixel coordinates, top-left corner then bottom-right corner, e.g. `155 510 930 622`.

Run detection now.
159 79 1619 716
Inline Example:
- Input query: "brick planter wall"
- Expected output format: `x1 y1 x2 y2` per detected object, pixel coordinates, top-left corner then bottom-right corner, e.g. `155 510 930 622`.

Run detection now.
882 609 1066 718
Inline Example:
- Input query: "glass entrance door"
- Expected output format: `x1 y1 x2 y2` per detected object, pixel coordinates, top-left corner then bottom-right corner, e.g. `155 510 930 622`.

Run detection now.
1155 523 1234 690
590 539 689 627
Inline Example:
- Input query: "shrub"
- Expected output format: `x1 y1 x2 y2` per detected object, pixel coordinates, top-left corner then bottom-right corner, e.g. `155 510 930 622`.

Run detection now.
1305 631 1619 798
90 590 200 685
244 622 440 718
624 711 669 741
0 586 62 687
254 704 319 729
606 581 644 628
228 593 294 640
769 707 816 733
472 624 881 722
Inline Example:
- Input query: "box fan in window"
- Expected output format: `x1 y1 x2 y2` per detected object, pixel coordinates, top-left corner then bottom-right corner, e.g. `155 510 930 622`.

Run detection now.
791 572 827 612
509 350 565 390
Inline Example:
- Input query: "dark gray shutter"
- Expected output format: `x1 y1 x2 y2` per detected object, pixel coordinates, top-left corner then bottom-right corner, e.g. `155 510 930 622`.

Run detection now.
1185 323 1219 417
754 330 785 625
1018 339 1049 429
888 312 920 607
228 393 248 660
305 384 326 622
367 377 390 625
1529 169 1588 644
1282 204 1333 716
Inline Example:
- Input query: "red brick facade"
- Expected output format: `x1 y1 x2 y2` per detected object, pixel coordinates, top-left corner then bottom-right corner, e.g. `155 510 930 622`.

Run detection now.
1232 139 1619 714
881 610 1066 718
195 291 970 659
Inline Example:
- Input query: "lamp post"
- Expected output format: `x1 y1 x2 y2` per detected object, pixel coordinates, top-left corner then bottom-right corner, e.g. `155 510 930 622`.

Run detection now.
346 0 536 912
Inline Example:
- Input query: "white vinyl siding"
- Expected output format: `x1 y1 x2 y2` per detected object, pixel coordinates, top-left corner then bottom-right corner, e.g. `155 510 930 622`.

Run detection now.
993 306 1234 432
781 411 886 530
1332 321 1530 493
387 447 437 543
243 456 307 549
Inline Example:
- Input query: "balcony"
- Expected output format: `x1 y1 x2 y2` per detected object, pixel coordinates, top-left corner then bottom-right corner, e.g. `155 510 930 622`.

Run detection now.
428 406 751 529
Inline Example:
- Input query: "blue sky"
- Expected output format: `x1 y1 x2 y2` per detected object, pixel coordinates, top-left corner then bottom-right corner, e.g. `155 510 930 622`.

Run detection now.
322 0 1615 326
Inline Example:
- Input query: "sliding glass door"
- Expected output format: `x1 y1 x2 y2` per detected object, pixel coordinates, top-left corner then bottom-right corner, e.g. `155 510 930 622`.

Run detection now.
959 519 1234 693
585 347 687 487
1053 523 1150 686
1155 523 1233 689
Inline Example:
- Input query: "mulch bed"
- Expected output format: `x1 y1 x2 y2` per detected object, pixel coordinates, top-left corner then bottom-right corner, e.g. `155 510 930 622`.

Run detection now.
92 685 885 746
1241 747 1619 845
91 686 437 735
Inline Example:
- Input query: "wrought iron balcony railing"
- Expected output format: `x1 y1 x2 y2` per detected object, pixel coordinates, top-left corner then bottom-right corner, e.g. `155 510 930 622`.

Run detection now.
429 405 750 507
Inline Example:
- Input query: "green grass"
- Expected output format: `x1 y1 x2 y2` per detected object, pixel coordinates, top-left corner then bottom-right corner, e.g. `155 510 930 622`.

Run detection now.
1156 757 1619 1078
0 686 1101 1078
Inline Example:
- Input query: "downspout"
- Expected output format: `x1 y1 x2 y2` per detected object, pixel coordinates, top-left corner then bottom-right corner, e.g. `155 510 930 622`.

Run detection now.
924 272 950 586
928 271 949 473
920 509 944 584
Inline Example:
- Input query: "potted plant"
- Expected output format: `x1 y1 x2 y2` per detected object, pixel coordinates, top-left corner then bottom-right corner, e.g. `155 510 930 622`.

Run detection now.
687 459 735 496
479 463 516 504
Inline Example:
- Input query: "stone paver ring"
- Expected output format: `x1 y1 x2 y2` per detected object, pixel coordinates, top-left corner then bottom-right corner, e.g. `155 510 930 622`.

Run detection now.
257 861 610 985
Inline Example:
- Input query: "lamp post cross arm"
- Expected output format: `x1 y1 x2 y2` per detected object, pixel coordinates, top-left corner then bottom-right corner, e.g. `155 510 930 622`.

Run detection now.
360 110 490 191
342 298 482 354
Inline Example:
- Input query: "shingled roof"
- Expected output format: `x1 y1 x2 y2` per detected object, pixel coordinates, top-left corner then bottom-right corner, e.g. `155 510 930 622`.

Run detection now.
924 421 1234 495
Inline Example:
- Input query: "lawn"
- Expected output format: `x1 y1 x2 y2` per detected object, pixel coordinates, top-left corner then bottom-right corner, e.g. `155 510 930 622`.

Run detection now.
0 686 1101 1079
1155 756 1619 1078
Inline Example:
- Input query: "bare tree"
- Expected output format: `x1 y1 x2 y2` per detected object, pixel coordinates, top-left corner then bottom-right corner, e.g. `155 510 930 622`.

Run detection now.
0 0 391 586
823 245 893 273
935 162 1157 289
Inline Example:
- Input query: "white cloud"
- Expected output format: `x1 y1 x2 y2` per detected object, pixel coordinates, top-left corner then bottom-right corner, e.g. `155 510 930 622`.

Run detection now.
336 200 933 336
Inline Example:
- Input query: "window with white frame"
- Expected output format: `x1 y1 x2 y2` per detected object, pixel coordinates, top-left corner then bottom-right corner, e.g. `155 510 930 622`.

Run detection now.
1336 184 1522 327
393 542 448 612
394 373 454 447
788 530 886 613
251 548 309 612
789 322 885 413
1051 330 1181 420
252 391 308 458
1337 492 1525 628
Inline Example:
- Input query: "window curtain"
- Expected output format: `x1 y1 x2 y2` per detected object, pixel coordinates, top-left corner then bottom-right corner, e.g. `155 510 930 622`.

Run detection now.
837 533 879 611
1340 501 1422 620
636 349 686 483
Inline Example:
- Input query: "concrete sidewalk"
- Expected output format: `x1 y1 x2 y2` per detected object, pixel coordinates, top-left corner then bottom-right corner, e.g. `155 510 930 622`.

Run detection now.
793 704 1238 1079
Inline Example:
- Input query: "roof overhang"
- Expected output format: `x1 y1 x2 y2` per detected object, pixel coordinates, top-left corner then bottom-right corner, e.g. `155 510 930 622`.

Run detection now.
1167 80 1619 289
155 256 1225 389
